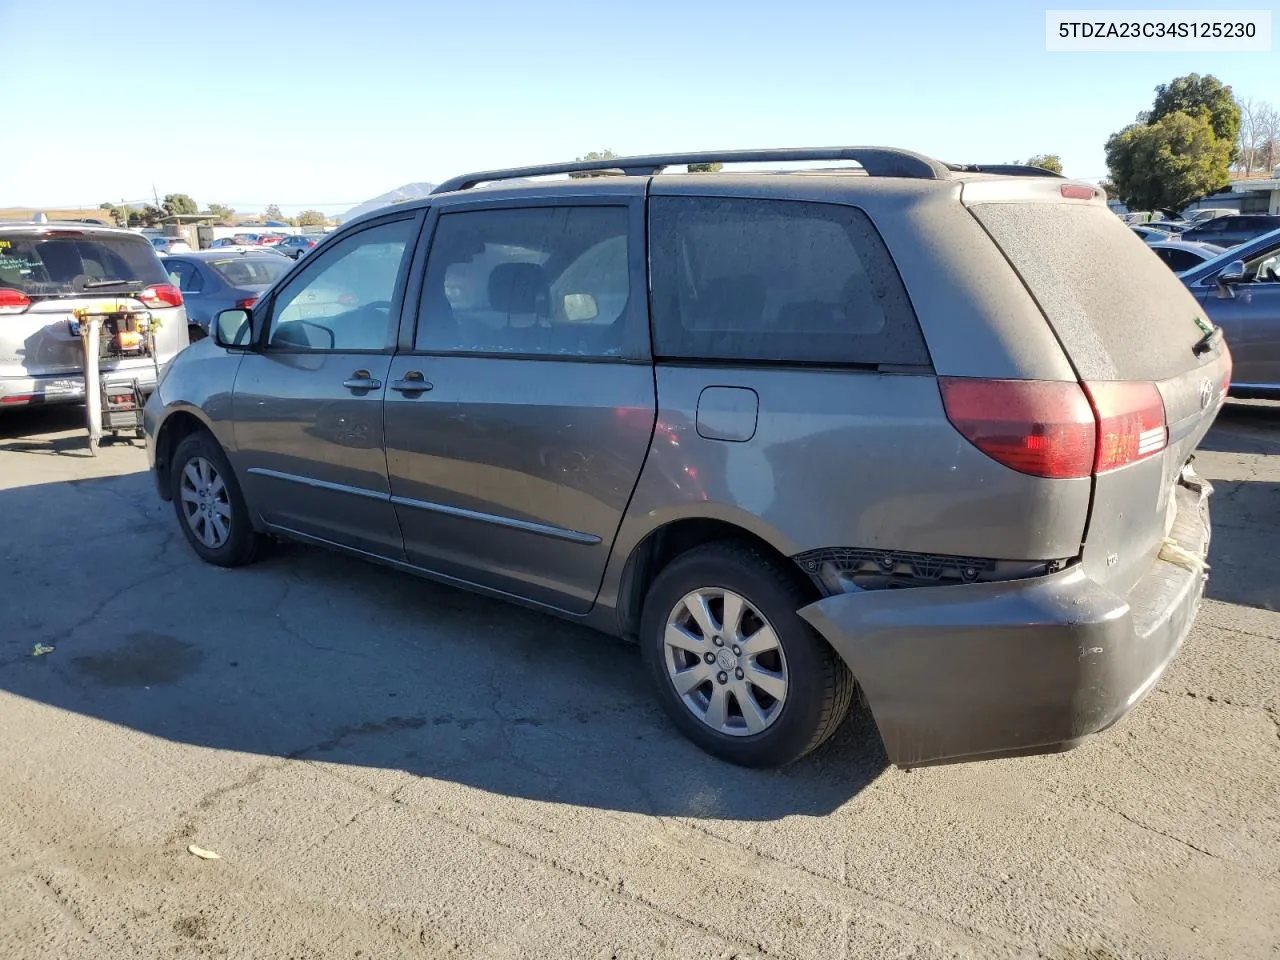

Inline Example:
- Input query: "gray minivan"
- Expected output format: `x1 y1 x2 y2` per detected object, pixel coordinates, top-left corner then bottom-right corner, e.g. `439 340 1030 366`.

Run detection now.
0 223 189 407
144 148 1229 769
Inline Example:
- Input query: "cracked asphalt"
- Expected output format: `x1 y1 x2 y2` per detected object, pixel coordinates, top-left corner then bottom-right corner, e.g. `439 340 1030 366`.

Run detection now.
1 403 1278 960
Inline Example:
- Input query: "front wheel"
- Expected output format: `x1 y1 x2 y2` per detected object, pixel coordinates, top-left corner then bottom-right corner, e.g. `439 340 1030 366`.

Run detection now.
640 541 855 768
170 430 263 567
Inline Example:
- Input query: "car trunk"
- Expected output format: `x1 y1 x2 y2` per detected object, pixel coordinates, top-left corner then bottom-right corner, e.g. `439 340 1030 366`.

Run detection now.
0 295 187 384
966 189 1229 593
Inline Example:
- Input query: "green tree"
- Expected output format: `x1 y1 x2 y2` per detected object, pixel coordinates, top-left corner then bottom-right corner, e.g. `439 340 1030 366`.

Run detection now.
264 204 284 221
207 202 235 223
687 162 724 174
126 205 165 227
1023 154 1063 175
1145 73 1240 162
295 209 327 227
162 193 198 217
1105 110 1231 212
568 149 618 178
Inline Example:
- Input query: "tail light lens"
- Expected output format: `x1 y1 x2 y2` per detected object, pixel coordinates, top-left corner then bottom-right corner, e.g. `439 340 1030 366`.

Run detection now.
940 378 1096 478
941 378 1171 478
138 284 184 308
1084 381 1167 472
235 296 258 309
0 289 32 315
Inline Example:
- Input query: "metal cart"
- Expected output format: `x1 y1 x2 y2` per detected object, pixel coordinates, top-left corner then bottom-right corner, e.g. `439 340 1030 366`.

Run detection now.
70 302 161 454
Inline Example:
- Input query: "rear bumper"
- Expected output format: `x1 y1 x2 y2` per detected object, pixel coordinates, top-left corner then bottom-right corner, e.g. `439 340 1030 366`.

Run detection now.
799 473 1211 768
0 365 161 409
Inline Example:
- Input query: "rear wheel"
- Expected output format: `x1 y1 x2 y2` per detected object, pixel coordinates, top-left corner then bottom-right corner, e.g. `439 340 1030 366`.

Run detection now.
170 430 263 567
640 541 854 767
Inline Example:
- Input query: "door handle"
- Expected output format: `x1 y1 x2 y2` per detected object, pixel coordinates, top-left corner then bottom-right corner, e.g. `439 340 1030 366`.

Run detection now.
390 371 433 394
343 370 382 391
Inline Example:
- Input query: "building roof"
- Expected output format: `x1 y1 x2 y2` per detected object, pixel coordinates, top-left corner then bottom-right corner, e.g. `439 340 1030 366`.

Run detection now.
1231 179 1280 193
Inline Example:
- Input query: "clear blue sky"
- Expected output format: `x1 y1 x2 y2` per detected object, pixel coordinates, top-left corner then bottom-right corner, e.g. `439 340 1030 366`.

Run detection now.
2 0 1276 215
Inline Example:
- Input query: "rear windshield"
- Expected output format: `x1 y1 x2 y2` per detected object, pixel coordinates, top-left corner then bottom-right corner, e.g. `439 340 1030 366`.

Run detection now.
0 232 168 297
970 202 1208 381
208 257 289 286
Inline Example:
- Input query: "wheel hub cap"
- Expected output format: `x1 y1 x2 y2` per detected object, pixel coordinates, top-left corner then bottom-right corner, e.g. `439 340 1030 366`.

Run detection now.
663 587 789 737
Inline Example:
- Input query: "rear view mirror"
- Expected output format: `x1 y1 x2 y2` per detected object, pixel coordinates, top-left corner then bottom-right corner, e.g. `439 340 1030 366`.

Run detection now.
1216 260 1247 299
562 293 599 322
214 308 252 347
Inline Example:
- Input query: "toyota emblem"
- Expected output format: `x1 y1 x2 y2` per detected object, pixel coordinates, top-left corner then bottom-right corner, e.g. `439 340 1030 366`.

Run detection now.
1198 378 1214 411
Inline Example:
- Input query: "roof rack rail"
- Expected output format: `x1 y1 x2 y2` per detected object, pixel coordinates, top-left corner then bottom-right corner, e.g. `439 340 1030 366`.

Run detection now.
431 147 953 194
948 163 1065 178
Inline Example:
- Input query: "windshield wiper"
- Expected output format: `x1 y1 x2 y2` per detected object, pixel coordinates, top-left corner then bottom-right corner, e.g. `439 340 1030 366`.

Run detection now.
1193 323 1223 357
81 278 143 289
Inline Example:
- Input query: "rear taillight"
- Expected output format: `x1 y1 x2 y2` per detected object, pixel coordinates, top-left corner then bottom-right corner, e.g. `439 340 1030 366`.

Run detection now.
1083 381 1167 472
941 377 1170 479
939 378 1096 479
1060 184 1097 200
235 296 258 309
0 289 31 315
138 284 183 308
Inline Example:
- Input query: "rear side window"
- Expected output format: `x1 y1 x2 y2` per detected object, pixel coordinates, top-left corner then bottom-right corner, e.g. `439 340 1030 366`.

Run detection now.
648 197 929 366
0 232 168 296
971 202 1208 381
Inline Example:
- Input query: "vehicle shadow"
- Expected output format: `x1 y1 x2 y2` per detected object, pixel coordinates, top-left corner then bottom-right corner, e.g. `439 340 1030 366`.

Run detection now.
1205 478 1280 610
0 404 96 456
0 472 889 822
1197 400 1280 456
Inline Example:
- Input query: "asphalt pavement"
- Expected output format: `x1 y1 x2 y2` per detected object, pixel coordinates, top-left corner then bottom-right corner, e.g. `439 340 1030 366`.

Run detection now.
1 402 1277 960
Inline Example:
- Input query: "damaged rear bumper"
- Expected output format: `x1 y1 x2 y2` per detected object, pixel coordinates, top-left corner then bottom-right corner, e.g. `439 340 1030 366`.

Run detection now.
798 476 1211 768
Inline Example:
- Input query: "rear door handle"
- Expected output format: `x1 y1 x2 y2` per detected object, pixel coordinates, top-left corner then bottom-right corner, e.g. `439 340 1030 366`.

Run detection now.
343 370 382 391
390 371 433 394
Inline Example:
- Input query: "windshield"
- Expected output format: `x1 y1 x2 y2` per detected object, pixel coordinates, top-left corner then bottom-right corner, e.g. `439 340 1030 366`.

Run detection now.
0 232 168 296
208 257 289 286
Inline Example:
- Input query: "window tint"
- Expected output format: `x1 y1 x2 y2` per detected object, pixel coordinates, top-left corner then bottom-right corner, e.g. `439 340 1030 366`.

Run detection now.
267 218 414 352
166 260 204 293
648 197 928 365
1154 248 1200 272
209 257 288 286
416 206 635 358
0 233 167 296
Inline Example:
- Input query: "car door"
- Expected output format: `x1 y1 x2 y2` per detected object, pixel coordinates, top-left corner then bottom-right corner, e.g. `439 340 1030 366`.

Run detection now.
1207 260 1280 390
232 212 423 556
164 258 209 326
383 191 656 613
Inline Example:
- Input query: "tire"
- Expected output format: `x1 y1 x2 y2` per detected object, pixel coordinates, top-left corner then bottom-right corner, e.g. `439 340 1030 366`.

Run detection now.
639 540 855 768
169 430 263 567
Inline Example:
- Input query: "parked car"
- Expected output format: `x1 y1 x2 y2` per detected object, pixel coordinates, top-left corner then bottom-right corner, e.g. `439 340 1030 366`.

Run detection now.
1179 227 1280 399
1181 214 1280 248
257 233 287 246
150 236 192 255
1148 240 1226 273
162 251 293 341
0 223 188 407
277 234 321 259
145 147 1227 769
1185 207 1237 224
207 239 290 257
1130 225 1172 243
1148 220 1192 235
231 233 261 246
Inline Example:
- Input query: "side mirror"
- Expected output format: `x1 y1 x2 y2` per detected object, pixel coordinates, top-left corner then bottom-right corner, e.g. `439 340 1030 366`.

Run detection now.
1215 260 1247 299
214 308 252 347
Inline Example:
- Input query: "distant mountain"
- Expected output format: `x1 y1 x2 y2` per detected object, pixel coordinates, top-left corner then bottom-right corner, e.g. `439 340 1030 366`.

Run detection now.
340 182 437 223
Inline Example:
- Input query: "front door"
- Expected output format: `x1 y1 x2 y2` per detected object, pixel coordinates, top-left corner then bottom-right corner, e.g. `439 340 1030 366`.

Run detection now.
1204 250 1280 390
232 213 422 556
383 194 656 613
